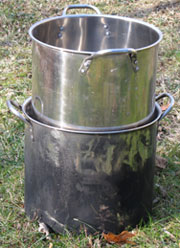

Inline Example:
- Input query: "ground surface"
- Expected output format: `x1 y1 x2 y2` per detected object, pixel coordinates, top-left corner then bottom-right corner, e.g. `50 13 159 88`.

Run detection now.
0 0 180 247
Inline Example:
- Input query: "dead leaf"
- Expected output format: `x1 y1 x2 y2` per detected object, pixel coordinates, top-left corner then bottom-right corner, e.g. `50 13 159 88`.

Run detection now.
175 170 180 176
103 230 136 245
163 228 176 241
174 161 180 165
88 236 93 247
100 205 109 211
156 155 167 169
38 222 51 240
155 183 167 197
153 196 160 204
17 223 21 230
93 238 101 248
49 243 53 248
160 103 170 111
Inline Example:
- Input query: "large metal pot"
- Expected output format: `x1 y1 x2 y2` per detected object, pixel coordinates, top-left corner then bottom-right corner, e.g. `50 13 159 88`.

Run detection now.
7 93 174 233
29 4 162 131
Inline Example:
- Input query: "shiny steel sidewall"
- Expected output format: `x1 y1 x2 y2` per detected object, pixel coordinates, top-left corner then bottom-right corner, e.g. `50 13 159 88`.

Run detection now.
30 15 162 128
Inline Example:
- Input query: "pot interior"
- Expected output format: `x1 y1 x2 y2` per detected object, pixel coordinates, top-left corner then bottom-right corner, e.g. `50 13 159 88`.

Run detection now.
30 16 161 52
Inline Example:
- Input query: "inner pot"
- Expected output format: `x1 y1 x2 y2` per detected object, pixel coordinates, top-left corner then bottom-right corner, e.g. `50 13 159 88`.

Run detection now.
29 4 162 130
23 97 161 233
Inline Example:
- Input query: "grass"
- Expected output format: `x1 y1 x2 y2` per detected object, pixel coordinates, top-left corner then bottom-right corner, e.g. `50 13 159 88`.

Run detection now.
0 0 180 247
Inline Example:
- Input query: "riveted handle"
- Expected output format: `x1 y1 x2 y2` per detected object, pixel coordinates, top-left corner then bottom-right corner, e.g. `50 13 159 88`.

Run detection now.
79 48 139 74
155 93 174 121
7 99 31 126
62 4 102 16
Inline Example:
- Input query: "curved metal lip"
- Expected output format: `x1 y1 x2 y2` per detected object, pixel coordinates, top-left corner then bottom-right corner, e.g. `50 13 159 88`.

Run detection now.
22 97 162 135
29 14 163 55
31 99 156 132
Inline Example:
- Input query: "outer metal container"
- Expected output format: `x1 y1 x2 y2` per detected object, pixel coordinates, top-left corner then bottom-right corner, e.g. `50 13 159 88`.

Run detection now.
29 4 162 131
7 93 174 233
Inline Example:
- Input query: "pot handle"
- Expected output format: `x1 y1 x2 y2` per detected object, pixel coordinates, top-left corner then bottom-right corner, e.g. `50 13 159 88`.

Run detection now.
155 93 174 121
7 100 32 127
79 48 139 74
62 4 102 16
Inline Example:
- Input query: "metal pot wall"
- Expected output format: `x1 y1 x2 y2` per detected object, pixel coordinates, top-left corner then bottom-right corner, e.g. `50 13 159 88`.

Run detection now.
29 4 163 131
7 93 174 233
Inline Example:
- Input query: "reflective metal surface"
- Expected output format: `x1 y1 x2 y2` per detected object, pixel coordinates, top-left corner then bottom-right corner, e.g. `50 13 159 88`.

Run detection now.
79 48 139 74
24 121 157 233
29 5 163 129
62 4 102 15
21 99 159 233
7 91 173 233
7 92 174 135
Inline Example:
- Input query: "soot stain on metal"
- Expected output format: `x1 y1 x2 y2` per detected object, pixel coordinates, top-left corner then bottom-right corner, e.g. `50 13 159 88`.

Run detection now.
24 118 156 234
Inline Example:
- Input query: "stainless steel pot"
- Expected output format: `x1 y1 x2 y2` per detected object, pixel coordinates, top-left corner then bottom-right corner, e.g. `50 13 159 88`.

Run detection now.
7 93 174 233
7 93 174 134
29 4 163 131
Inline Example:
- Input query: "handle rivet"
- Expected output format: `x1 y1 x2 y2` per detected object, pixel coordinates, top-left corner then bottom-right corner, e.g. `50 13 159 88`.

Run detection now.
105 31 111 36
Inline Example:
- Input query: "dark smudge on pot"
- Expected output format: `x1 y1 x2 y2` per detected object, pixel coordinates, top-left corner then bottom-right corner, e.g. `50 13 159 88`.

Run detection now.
7 93 174 233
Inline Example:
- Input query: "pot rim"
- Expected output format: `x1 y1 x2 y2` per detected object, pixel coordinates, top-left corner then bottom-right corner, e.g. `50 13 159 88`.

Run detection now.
22 97 162 134
31 98 156 132
29 14 163 55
